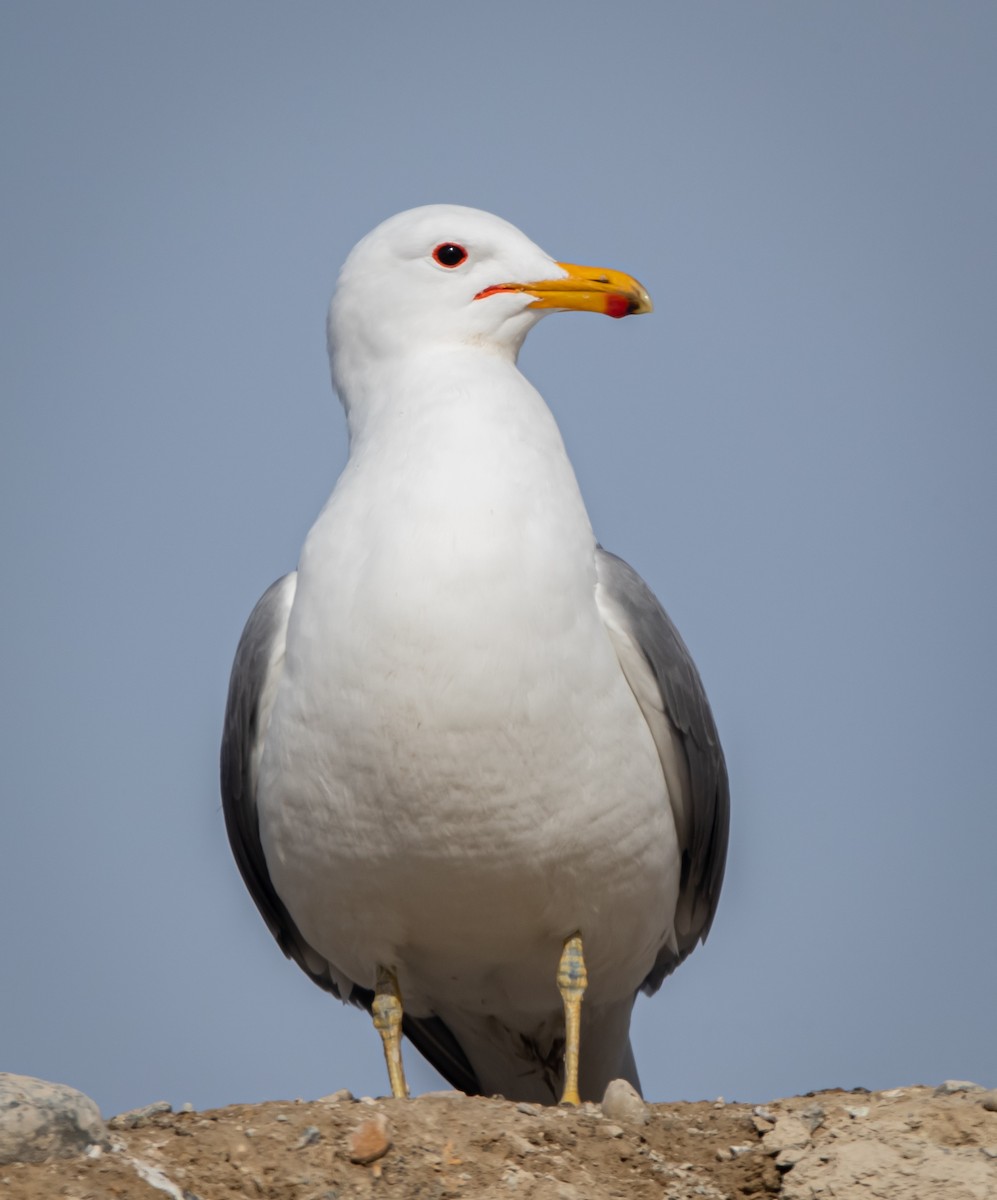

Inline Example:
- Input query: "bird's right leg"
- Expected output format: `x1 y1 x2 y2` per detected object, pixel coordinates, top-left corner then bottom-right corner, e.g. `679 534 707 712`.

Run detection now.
557 932 588 1106
372 964 409 1099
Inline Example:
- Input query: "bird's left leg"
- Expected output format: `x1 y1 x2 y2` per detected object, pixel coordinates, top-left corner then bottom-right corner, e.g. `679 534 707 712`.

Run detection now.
372 964 409 1099
556 932 588 1106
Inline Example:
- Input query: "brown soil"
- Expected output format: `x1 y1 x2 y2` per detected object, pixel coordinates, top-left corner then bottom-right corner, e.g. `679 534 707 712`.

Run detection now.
3 1085 995 1199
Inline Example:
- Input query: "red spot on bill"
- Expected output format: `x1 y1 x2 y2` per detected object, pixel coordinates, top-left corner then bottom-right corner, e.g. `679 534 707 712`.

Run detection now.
604 294 631 319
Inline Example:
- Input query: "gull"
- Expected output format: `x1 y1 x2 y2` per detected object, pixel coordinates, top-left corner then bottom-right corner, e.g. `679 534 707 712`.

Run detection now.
221 205 729 1105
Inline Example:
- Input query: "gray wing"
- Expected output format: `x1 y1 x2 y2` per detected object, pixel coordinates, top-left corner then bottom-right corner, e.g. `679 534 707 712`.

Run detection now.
595 547 730 993
220 573 337 988
220 573 481 1094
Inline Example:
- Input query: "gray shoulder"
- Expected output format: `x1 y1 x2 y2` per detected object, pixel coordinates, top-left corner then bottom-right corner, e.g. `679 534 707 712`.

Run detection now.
219 573 341 992
595 547 730 992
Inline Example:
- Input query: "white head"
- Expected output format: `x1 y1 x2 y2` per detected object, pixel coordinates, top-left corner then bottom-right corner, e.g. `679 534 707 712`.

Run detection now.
327 205 651 400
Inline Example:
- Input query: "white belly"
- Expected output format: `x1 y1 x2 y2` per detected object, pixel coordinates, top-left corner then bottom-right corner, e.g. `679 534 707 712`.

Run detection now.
258 562 680 1018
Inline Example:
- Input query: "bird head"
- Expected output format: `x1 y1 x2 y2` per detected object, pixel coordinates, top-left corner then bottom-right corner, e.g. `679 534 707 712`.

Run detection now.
327 205 651 399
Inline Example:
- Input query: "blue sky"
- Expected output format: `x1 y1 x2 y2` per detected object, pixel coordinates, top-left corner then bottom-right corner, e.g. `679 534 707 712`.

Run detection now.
2 2 995 1117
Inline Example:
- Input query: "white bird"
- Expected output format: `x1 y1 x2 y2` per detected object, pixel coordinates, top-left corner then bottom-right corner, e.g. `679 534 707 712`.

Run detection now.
221 205 728 1105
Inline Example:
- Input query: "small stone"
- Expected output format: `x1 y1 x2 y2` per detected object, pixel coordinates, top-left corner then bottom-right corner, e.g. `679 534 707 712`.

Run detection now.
800 1102 825 1132
934 1079 985 1095
729 1144 754 1158
274 1114 290 1122
979 1091 997 1112
880 1088 906 1099
501 1164 534 1190
347 1112 392 1165
752 1105 776 1124
179 1102 194 1114
598 1123 624 1139
296 1125 321 1148
713 1096 726 1107
319 1089 354 1104
515 1102 540 1117
762 1114 812 1161
715 1147 733 1162
775 1146 806 1171
0 1074 110 1165
845 1105 870 1119
981 1147 997 1160
111 1100 173 1129
600 1079 649 1126
502 1131 536 1157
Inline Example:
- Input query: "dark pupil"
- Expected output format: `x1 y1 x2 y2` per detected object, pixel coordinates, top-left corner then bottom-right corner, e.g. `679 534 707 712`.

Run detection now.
437 244 465 266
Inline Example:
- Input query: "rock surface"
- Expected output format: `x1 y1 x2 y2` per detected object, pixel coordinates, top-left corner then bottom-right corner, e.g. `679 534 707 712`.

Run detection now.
601 1077 650 1126
0 1074 109 1166
1 1081 994 1197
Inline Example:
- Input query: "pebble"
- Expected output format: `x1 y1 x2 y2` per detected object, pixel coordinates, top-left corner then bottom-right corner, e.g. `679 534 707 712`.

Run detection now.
515 1102 540 1117
598 1123 625 1139
501 1131 536 1157
296 1125 321 1148
800 1102 826 1132
319 1088 354 1104
979 1091 997 1112
600 1078 650 1126
752 1105 776 1124
347 1112 392 1165
981 1147 997 1160
934 1079 985 1095
111 1100 173 1128
845 1106 870 1119
0 1073 110 1165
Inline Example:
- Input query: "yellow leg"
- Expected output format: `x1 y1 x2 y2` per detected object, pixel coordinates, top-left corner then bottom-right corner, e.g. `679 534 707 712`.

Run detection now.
372 964 409 1099
556 932 587 1106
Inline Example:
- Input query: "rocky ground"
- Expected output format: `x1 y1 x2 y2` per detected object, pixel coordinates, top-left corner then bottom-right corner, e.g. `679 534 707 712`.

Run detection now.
2 1076 996 1199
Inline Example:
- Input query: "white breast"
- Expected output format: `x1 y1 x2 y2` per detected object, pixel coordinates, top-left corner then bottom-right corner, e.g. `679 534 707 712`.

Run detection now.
257 353 680 1019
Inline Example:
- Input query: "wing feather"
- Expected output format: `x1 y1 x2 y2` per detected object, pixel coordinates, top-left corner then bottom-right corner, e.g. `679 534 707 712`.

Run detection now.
595 548 730 993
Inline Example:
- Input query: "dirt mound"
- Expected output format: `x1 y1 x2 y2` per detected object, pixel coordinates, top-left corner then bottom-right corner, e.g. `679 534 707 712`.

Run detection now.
2 1084 995 1198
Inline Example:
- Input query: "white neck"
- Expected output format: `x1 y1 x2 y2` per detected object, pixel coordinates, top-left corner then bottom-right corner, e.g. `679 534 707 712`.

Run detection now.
299 348 598 641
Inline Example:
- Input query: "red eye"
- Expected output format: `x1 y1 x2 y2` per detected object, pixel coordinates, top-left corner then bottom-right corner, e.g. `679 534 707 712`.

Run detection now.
433 242 468 268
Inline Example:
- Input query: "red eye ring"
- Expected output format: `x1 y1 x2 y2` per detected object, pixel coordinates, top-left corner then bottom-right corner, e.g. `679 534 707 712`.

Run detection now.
433 242 468 268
